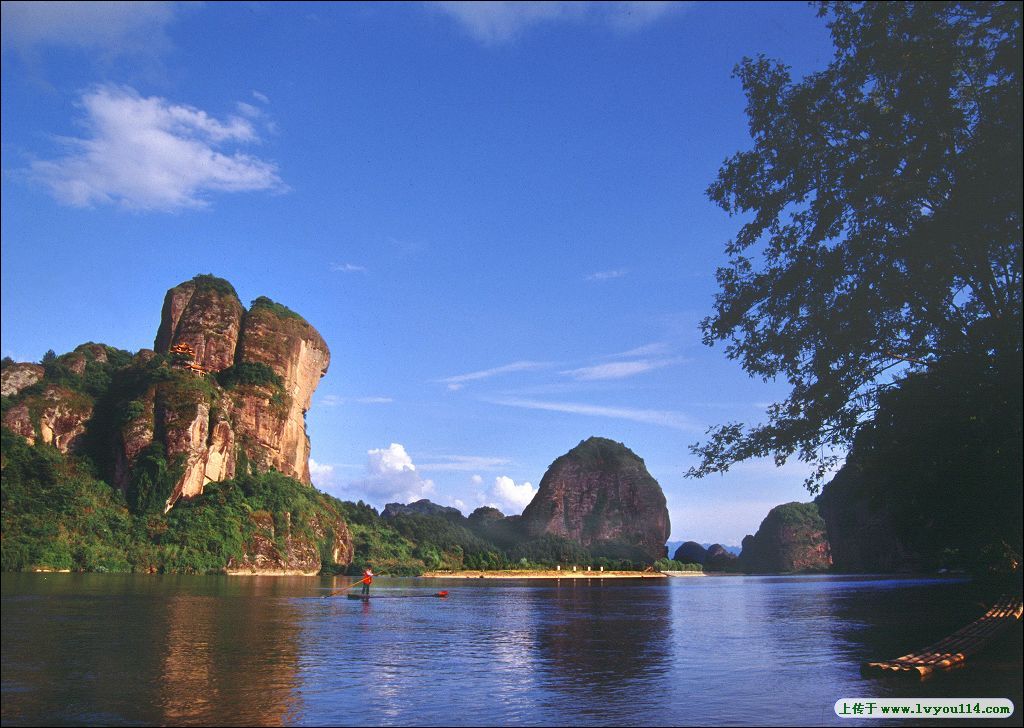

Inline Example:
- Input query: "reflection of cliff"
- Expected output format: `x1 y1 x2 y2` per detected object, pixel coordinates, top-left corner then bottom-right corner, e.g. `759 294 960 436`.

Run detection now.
158 580 302 725
535 581 671 685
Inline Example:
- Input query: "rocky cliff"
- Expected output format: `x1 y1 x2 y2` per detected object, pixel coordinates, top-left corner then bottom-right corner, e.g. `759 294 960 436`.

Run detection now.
704 543 740 571
146 278 330 510
815 465 919 572
2 384 93 453
1 344 123 454
3 275 331 516
519 437 670 562
738 502 832 573
226 508 353 575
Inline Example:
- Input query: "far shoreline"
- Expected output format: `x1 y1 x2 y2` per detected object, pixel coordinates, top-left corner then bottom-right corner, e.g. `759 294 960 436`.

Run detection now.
418 569 689 579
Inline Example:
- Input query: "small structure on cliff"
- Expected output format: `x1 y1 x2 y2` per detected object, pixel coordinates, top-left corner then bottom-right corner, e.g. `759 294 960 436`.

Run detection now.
169 342 208 377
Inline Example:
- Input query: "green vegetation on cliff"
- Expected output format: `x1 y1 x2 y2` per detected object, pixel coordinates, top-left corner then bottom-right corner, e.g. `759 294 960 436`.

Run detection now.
1 430 349 574
179 273 239 299
249 295 306 322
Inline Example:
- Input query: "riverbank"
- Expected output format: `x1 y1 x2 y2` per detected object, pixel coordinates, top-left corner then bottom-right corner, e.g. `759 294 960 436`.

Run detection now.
419 569 673 579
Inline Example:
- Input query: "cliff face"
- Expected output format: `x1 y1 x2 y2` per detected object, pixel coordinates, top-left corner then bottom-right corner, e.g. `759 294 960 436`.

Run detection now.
815 465 918 572
739 502 832 573
232 300 330 484
2 384 93 453
520 437 670 562
226 509 353 575
1 363 44 398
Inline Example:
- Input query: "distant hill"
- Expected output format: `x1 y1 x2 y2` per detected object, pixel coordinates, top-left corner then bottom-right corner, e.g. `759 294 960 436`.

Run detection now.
666 540 740 556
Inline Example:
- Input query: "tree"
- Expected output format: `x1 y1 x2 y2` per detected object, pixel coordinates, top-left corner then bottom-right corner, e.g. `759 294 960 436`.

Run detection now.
689 2 1021 491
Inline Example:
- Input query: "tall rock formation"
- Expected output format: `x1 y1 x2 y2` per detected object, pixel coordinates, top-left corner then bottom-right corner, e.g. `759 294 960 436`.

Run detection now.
738 502 832 573
519 437 670 562
84 274 329 511
232 298 331 485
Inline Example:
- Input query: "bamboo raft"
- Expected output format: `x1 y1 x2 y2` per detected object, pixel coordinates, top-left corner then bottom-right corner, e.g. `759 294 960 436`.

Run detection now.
861 594 1023 679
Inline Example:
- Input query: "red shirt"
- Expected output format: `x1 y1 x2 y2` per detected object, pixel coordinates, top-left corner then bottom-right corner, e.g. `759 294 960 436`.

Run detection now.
364 569 374 584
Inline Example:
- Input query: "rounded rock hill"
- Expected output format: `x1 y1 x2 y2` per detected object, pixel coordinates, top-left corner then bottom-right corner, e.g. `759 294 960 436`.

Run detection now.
520 437 671 562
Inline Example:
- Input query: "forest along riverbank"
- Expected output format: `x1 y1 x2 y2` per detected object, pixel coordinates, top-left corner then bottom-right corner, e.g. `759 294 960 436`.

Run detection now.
419 569 673 579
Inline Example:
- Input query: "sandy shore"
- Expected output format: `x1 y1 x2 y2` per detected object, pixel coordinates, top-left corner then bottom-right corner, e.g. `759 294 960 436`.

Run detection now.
419 569 671 579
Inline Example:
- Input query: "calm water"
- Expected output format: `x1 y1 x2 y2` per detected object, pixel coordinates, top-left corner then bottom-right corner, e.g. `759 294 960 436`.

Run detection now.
2 573 1020 726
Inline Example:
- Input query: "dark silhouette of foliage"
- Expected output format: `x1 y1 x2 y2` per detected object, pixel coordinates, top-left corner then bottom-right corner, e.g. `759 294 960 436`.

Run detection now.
690 2 1022 491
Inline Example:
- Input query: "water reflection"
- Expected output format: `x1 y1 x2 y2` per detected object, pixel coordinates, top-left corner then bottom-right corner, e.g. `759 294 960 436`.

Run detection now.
3 574 1020 727
1 574 307 727
157 588 303 725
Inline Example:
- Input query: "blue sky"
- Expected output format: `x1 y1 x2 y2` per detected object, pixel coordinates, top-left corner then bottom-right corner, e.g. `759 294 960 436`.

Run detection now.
1 1 837 544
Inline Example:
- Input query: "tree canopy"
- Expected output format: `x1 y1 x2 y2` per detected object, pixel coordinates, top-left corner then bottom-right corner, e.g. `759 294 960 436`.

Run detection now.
689 2 1021 491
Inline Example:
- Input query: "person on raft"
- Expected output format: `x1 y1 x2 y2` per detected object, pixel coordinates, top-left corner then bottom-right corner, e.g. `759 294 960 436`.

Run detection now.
362 566 374 596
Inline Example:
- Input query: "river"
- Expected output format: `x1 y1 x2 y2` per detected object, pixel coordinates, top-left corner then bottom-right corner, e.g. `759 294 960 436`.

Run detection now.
1 573 1020 726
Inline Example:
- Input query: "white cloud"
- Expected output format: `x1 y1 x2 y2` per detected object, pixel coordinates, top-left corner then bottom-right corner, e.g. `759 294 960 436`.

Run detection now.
418 455 511 472
308 458 334 478
252 90 271 104
349 443 436 504
430 1 686 45
488 397 700 431
236 101 261 119
27 85 284 211
492 475 536 513
471 474 484 485
439 360 549 391
1 1 178 56
585 269 628 281
331 262 367 273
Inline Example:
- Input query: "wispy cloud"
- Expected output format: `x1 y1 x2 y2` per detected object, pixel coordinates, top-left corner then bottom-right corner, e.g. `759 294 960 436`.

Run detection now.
604 342 670 359
439 360 550 391
252 90 270 104
1 1 179 57
331 262 367 274
27 85 284 211
430 1 688 45
487 397 700 431
318 394 392 407
585 269 628 282
417 455 512 472
561 357 685 381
